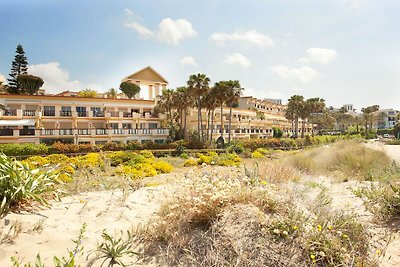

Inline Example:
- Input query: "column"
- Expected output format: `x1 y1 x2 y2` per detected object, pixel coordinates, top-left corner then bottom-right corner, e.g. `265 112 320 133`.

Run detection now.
135 81 141 99
154 83 160 97
148 84 154 100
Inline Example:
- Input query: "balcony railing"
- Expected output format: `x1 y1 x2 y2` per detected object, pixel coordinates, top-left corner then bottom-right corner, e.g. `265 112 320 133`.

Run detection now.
59 129 73 135
0 129 13 136
41 129 55 136
3 109 17 116
123 112 132 118
108 111 120 117
43 110 55 117
95 128 107 135
23 110 36 116
19 129 35 136
92 111 105 117
78 129 90 135
77 111 89 117
60 111 72 117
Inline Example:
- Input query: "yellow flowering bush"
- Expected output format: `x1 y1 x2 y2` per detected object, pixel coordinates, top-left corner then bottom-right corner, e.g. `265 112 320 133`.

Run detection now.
75 153 104 169
23 156 49 168
46 154 70 165
152 161 174 174
252 151 264 159
183 158 197 167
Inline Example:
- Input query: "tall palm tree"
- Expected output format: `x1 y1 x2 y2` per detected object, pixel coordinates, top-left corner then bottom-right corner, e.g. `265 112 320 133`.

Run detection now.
225 80 243 143
203 88 219 143
187 73 211 143
213 82 229 140
286 95 304 138
156 89 176 138
106 88 118 99
175 86 194 139
305 98 325 136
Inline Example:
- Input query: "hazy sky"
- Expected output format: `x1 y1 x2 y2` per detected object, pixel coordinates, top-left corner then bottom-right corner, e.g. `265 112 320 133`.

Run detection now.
0 0 399 110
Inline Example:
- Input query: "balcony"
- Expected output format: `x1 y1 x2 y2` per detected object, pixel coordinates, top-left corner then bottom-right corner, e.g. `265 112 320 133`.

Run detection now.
3 109 17 116
41 129 55 136
60 111 72 117
23 110 36 116
108 111 120 118
19 129 35 136
0 128 13 136
95 128 107 135
43 110 55 117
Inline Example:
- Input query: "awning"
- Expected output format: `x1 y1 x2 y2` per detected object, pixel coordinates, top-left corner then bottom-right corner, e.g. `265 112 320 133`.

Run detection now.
0 119 36 126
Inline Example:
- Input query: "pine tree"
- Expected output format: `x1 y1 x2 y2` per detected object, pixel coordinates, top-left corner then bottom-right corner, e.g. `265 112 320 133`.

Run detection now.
7 44 28 94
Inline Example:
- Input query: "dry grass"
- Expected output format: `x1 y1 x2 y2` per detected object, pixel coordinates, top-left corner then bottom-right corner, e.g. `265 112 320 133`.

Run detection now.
286 141 395 181
135 169 376 266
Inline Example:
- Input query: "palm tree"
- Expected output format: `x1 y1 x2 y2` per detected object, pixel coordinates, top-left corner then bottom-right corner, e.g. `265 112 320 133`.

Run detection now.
106 88 118 99
302 98 325 136
225 80 243 143
156 89 176 138
286 95 304 138
203 88 219 143
213 82 229 140
175 86 194 139
187 73 211 143
361 105 380 136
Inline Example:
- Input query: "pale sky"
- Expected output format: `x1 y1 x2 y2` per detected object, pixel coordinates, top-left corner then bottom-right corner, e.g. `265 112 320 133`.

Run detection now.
0 0 399 110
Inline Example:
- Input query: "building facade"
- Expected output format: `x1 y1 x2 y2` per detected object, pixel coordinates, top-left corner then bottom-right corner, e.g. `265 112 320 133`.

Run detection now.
376 109 399 129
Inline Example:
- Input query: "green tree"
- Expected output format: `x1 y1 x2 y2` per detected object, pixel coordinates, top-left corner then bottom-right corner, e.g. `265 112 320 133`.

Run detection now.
175 86 194 139
187 73 211 143
156 89 176 138
213 82 229 140
120 81 140 99
7 44 28 94
16 74 44 95
106 88 118 99
286 95 305 138
203 88 219 143
78 89 97 98
225 80 243 143
0 81 7 93
361 105 380 136
305 98 325 136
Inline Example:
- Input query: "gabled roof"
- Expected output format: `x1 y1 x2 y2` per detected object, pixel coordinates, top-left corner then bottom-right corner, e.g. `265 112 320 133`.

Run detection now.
122 66 168 84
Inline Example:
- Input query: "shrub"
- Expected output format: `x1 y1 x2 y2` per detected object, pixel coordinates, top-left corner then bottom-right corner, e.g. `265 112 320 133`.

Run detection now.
216 153 242 167
0 154 59 215
0 143 49 157
53 165 75 183
46 154 70 165
272 127 283 138
75 153 104 169
180 153 189 159
252 151 264 158
152 161 174 174
22 156 49 168
227 142 244 154
139 150 155 159
107 151 137 166
183 158 197 167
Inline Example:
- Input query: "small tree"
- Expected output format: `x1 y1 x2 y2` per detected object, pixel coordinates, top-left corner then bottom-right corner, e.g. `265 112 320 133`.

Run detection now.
17 74 44 95
272 127 283 138
361 105 379 137
120 81 140 99
7 44 28 94
78 89 97 98
393 123 400 139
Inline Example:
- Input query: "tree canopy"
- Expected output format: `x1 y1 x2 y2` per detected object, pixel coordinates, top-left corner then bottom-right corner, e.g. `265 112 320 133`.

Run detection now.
16 74 44 95
7 44 28 94
78 89 97 98
120 81 140 99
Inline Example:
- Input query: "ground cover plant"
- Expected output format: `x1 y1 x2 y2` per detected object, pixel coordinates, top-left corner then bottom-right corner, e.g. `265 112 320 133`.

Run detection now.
0 154 59 216
286 140 396 181
183 151 242 167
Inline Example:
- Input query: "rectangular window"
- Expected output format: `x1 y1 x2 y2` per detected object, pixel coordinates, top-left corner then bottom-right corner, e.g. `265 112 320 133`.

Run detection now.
76 106 87 117
109 123 118 129
43 106 55 116
122 123 132 129
149 123 158 129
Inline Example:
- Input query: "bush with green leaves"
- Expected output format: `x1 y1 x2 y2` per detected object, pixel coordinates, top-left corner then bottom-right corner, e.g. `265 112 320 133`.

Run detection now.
0 154 59 215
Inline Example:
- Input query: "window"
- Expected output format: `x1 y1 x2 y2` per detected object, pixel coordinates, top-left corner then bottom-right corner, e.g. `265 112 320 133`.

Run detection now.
61 106 72 116
122 123 132 129
149 123 158 129
43 106 55 116
109 123 118 129
155 139 165 144
76 107 87 117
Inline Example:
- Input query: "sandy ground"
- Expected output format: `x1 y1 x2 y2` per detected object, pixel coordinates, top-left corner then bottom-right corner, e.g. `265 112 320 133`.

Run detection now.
0 187 166 266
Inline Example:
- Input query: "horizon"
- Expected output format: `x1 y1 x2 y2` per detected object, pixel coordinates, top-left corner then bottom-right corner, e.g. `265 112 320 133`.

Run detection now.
0 0 399 110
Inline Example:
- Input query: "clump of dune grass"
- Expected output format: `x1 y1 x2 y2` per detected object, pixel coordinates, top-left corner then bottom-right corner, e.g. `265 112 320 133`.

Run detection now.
354 178 400 221
136 169 376 266
287 141 395 181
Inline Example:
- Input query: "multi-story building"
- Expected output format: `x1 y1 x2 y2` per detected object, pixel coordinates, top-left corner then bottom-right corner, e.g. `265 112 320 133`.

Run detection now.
376 109 399 129
0 66 169 145
0 66 313 144
185 96 311 139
